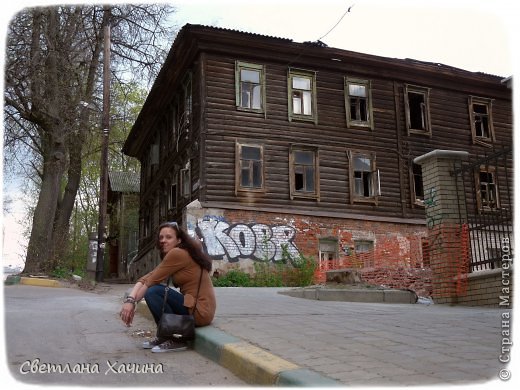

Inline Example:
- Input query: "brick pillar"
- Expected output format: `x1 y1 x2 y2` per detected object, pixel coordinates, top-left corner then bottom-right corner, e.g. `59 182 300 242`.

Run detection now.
414 150 469 304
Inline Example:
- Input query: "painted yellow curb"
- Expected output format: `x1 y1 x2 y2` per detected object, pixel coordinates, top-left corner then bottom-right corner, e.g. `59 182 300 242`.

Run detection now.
220 342 299 385
20 277 61 288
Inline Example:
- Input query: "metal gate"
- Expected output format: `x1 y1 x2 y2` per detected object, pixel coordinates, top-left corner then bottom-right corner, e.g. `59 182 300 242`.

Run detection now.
452 146 513 272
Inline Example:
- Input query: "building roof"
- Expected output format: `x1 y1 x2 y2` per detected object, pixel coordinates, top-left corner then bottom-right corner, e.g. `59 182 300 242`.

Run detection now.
108 171 140 193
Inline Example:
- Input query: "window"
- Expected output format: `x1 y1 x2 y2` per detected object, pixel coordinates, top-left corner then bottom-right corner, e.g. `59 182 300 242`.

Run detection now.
288 69 317 123
469 96 495 146
183 74 192 125
290 145 319 199
235 61 265 112
180 161 191 199
411 163 424 206
348 150 380 204
476 167 499 210
354 240 374 267
345 78 373 129
404 85 431 136
169 181 177 210
319 238 338 262
236 143 264 193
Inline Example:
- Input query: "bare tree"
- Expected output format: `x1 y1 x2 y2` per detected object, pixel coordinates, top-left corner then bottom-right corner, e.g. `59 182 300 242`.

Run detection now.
4 4 175 273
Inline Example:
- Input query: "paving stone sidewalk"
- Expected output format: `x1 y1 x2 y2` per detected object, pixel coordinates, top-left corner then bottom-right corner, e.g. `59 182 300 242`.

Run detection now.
211 287 510 386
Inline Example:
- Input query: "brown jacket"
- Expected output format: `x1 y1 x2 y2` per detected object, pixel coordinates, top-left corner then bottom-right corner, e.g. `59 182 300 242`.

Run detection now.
137 248 216 326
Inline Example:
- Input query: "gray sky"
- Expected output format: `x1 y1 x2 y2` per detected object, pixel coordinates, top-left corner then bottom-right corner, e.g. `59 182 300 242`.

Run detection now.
171 0 516 77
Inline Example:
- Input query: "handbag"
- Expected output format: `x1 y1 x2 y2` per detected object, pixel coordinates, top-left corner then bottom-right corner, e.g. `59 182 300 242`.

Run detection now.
156 267 203 341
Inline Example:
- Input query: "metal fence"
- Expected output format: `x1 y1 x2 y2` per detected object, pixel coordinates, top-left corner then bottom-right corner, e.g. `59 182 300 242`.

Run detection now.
453 146 513 272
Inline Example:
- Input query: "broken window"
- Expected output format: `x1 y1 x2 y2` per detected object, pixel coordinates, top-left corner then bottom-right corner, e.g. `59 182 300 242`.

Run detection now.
236 61 265 111
345 78 373 129
236 143 264 191
290 145 319 199
477 168 499 210
412 163 424 205
348 150 380 204
405 85 431 136
288 69 317 123
469 97 494 146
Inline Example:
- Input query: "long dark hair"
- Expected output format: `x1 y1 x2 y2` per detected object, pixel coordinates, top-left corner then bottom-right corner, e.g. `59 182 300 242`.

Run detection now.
156 222 212 272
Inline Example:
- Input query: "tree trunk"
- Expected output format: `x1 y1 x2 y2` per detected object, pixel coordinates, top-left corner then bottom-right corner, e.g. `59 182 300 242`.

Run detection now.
24 143 66 273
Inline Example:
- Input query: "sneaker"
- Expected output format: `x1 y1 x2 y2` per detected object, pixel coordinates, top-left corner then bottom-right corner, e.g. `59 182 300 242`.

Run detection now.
151 339 188 353
142 337 166 349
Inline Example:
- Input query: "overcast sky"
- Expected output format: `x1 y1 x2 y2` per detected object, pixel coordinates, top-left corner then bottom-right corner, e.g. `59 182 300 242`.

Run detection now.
1 0 518 267
170 0 517 77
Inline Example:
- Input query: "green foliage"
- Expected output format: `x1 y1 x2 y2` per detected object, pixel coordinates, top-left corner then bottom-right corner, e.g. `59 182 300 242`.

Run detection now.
212 269 252 287
211 253 317 288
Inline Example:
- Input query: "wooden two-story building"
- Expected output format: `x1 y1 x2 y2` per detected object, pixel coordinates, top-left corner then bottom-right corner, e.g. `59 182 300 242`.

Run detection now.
122 24 512 293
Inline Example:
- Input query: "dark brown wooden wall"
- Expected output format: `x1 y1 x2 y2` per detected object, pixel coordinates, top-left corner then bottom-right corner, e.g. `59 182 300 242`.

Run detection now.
201 52 512 220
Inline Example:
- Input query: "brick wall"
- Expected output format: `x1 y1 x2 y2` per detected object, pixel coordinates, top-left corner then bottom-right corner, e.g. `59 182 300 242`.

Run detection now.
188 204 432 296
434 269 513 307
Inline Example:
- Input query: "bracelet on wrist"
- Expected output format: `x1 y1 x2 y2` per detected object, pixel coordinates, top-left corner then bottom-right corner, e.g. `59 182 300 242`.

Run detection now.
123 296 136 305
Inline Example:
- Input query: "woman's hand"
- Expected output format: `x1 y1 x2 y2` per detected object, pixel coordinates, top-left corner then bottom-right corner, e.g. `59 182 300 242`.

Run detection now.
119 302 135 327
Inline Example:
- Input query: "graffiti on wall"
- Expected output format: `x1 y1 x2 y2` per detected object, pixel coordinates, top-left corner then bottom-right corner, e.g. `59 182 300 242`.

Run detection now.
196 216 300 263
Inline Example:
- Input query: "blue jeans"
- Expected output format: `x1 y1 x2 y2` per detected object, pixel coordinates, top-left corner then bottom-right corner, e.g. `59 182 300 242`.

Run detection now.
144 284 189 325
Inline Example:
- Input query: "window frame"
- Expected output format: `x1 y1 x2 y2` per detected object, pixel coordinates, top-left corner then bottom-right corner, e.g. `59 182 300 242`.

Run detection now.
404 84 432 137
469 96 495 147
319 237 339 262
354 240 375 267
180 161 191 199
475 166 500 212
347 150 380 205
289 144 320 200
410 162 425 207
235 141 265 195
235 61 266 115
345 77 374 130
287 69 318 124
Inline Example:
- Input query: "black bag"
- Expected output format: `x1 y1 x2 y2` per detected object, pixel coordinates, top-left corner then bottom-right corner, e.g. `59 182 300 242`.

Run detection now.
156 312 196 340
156 267 203 341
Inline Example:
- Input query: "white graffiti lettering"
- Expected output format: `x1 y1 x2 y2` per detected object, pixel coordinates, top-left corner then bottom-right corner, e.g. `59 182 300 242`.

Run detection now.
197 218 300 262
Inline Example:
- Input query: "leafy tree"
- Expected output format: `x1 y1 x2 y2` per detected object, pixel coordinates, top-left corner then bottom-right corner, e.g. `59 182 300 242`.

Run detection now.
4 5 176 273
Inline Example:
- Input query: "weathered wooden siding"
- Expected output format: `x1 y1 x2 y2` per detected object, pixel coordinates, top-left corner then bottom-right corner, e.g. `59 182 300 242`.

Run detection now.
201 52 511 221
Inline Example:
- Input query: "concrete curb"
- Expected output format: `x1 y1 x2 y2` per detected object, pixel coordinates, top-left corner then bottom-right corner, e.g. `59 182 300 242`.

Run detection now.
4 275 61 288
194 326 341 387
279 287 418 303
137 300 340 386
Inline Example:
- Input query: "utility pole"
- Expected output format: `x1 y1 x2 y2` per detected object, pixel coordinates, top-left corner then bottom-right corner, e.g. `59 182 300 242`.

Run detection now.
96 7 111 282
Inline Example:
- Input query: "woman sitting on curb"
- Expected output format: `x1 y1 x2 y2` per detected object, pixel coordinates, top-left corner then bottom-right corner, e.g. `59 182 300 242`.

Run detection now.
119 221 216 352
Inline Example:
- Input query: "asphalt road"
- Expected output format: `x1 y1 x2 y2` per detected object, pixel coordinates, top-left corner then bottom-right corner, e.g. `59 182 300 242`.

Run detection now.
3 283 246 387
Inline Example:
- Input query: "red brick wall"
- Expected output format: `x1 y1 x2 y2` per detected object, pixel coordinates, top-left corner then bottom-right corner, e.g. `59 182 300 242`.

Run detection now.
199 208 432 296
